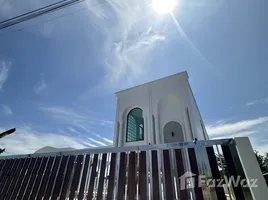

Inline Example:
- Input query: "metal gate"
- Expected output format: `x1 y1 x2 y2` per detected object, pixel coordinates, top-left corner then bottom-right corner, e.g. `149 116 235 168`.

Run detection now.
0 138 266 200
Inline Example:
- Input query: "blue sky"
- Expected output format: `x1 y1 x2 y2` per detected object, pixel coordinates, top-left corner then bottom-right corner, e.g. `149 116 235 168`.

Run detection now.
0 0 267 155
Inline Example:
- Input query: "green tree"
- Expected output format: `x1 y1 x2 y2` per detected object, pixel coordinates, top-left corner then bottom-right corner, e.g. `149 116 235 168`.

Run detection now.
0 128 16 154
255 151 268 174
216 150 268 176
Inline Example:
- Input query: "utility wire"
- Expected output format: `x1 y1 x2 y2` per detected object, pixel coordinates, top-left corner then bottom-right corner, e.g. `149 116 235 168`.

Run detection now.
0 0 87 30
0 0 109 37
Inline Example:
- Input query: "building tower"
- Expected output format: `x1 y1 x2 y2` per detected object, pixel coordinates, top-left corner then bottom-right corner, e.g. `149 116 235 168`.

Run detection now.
113 71 208 147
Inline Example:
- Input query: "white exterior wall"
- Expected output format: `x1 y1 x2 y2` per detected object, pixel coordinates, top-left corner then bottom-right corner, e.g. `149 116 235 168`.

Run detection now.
187 80 209 140
113 71 207 147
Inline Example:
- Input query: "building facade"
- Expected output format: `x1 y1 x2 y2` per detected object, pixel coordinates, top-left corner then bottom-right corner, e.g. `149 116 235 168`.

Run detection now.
113 71 208 147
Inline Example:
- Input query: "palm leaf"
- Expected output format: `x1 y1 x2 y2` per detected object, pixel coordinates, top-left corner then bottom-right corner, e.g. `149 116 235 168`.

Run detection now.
0 128 16 139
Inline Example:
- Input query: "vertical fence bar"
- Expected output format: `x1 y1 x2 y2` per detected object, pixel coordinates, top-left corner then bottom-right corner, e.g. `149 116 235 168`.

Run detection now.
69 155 84 200
66 155 79 198
163 149 174 200
49 156 63 199
0 159 5 171
87 154 99 200
107 152 116 200
107 153 116 200
0 159 18 198
195 144 218 200
51 155 69 200
22 157 42 200
147 150 153 200
206 146 226 200
77 154 91 200
97 153 107 200
0 159 9 179
221 144 246 200
117 152 127 200
36 157 55 200
0 159 13 191
139 151 147 200
182 147 195 199
10 158 31 200
170 149 179 200
128 151 136 200
152 150 160 200
188 148 204 200
175 148 188 200
94 154 103 199
215 145 233 199
30 157 49 200
2 159 25 200
59 155 76 200
15 158 35 200
226 141 253 199
44 156 61 200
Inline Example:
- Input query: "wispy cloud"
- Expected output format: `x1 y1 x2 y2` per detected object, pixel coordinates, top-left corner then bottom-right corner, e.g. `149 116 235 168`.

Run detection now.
39 105 113 128
38 105 114 144
80 0 166 95
245 98 268 106
211 130 257 140
34 72 47 93
206 117 268 153
96 133 113 144
1 104 12 116
88 137 106 146
0 126 93 155
0 60 10 90
206 117 268 137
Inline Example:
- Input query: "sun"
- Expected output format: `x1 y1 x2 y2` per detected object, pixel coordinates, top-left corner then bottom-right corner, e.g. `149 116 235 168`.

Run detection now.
152 0 177 15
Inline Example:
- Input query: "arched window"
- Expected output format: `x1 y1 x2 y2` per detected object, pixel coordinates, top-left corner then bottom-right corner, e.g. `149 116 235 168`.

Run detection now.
126 108 144 142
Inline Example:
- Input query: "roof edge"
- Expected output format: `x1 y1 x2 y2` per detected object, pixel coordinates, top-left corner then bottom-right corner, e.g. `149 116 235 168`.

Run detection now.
115 71 188 96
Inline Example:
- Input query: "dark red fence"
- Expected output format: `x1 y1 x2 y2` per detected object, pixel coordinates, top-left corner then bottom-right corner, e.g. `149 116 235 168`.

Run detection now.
0 139 254 199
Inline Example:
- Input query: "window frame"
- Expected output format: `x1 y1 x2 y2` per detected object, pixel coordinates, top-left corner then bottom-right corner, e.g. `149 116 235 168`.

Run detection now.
126 108 144 143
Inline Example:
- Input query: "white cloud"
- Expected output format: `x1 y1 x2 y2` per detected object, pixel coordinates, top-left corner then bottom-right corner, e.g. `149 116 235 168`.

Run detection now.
245 98 268 106
34 73 47 93
206 117 268 137
38 105 114 144
211 130 257 140
96 134 113 144
206 117 268 154
1 104 12 116
81 0 167 94
0 60 10 90
39 105 113 128
88 137 106 146
0 126 92 155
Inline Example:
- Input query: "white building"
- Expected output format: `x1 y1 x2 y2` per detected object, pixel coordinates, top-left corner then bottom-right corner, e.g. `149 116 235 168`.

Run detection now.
36 71 207 153
113 71 208 147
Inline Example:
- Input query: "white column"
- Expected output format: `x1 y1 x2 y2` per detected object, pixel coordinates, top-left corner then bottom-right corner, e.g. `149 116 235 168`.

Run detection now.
118 121 124 147
235 137 268 199
113 121 119 147
155 114 160 144
145 116 149 144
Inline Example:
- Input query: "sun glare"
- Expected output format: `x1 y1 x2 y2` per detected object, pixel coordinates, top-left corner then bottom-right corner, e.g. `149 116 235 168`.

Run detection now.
152 0 177 15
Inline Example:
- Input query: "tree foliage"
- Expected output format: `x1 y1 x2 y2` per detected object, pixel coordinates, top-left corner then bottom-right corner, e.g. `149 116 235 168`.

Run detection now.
255 151 268 174
216 150 268 175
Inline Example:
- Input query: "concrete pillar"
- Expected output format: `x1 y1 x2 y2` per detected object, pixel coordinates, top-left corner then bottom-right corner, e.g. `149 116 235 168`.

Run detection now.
155 114 160 144
235 137 268 200
118 121 124 147
145 116 149 144
113 121 119 147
